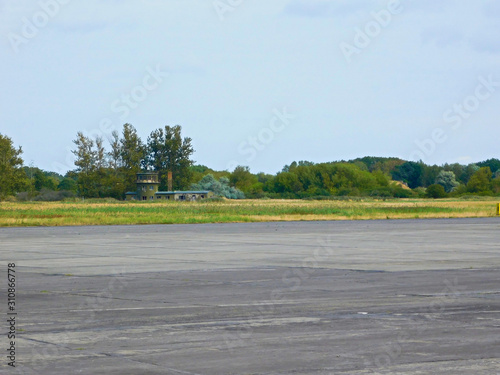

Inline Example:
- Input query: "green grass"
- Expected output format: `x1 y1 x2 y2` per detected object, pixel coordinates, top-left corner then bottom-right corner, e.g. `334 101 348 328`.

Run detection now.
0 198 497 227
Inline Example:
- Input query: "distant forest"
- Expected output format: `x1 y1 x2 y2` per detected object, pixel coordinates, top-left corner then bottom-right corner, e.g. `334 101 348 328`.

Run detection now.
1 125 500 201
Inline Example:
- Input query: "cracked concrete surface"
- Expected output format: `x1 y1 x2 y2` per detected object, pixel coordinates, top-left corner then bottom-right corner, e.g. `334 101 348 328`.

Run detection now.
0 218 499 374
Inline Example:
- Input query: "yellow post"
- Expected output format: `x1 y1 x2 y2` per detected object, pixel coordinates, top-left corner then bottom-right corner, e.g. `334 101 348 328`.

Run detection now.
497 203 500 216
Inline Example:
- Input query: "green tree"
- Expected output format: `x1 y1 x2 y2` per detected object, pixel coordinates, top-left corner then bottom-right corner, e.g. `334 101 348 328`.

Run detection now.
72 132 96 197
461 164 479 185
492 176 500 194
351 156 404 173
144 125 194 190
94 136 107 170
230 166 258 194
72 133 112 198
33 169 58 191
330 163 377 193
72 132 95 173
426 184 447 198
58 177 77 192
120 124 145 192
257 172 273 185
435 170 459 193
108 130 122 170
104 130 127 199
467 167 492 194
372 170 390 187
477 158 500 175
391 161 424 189
273 172 303 197
0 133 28 199
421 164 442 187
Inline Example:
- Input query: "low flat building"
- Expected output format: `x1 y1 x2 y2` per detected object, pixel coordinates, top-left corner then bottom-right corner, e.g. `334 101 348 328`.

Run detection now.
125 172 212 201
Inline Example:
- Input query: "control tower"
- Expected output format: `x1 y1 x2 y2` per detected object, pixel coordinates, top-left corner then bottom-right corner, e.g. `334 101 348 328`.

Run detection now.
136 172 159 201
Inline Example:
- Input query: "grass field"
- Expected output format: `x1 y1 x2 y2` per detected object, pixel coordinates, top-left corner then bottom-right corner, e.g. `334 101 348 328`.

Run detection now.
0 198 498 227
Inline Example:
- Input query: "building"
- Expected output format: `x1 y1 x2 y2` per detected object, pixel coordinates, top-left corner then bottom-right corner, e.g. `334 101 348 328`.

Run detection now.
125 172 212 201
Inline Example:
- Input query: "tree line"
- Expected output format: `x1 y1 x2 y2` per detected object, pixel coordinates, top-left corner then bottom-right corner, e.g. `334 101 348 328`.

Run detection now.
70 123 194 199
1 129 500 201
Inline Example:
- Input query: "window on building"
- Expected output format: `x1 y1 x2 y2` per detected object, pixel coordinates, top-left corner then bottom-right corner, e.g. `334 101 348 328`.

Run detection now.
150 186 154 190
150 196 154 200
142 196 147 201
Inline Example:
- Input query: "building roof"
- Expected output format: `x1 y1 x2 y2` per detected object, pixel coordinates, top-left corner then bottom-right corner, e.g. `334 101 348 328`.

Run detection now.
155 191 210 195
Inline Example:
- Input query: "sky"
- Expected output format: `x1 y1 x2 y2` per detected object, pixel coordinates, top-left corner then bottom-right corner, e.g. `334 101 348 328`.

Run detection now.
1 0 500 175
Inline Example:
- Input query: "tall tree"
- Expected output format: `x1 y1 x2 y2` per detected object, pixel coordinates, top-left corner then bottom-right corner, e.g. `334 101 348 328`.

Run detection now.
467 167 492 194
108 130 122 170
460 164 479 185
144 125 194 190
72 133 113 198
120 124 145 192
0 133 28 199
72 132 97 197
230 166 257 192
72 132 95 174
391 161 424 189
106 130 126 199
94 136 107 170
477 158 500 175
435 170 459 193
33 169 58 191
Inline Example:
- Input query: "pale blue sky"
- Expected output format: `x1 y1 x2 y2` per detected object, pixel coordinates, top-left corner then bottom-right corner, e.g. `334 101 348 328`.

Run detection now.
1 0 500 174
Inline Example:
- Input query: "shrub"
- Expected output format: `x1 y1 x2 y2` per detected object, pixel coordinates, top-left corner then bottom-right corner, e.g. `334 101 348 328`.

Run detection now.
16 192 33 201
413 187 427 198
426 184 447 199
33 189 76 201
391 186 414 198
199 197 225 203
368 188 392 198
191 174 245 199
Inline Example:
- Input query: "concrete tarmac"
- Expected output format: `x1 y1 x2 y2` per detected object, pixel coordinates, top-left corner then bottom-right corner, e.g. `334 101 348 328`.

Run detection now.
0 218 499 374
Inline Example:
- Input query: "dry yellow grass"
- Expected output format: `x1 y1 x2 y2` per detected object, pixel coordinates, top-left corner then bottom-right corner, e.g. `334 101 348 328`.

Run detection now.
0 198 497 227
